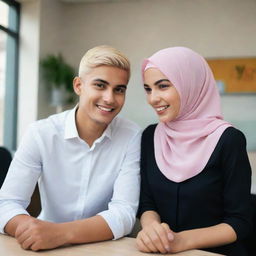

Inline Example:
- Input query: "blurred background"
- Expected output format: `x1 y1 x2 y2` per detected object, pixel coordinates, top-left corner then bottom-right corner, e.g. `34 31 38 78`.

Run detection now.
0 0 255 189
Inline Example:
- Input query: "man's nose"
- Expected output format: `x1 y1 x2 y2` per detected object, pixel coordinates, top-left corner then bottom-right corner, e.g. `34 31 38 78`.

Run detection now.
103 90 115 104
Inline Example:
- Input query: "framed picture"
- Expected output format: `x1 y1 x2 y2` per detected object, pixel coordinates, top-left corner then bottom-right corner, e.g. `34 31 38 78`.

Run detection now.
207 58 256 94
206 57 256 152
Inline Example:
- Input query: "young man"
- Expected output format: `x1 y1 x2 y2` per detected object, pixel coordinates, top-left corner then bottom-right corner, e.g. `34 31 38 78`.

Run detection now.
0 45 141 251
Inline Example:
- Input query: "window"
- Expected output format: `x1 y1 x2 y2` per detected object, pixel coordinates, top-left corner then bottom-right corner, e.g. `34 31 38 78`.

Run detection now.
0 30 7 145
0 0 20 150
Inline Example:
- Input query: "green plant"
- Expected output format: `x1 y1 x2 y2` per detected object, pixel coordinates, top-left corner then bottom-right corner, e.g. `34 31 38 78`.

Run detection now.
40 53 75 93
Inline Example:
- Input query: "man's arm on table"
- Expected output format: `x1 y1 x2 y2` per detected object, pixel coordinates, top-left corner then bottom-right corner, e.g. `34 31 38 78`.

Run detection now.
4 130 141 251
5 214 113 251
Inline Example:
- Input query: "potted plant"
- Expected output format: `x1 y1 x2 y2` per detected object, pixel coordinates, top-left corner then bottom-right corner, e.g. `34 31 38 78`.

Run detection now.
40 54 75 112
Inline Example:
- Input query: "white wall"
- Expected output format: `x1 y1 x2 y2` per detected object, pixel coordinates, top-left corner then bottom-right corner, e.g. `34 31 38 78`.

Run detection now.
37 0 64 118
57 0 256 132
17 0 256 172
221 95 256 151
17 0 40 141
17 0 65 139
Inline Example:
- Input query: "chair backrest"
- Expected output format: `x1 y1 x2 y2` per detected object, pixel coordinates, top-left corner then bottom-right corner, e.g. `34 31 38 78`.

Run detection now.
0 147 41 217
245 194 256 256
27 184 41 217
0 147 12 188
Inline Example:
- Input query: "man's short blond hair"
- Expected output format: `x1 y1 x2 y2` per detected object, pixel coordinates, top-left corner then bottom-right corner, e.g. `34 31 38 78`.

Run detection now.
78 45 130 78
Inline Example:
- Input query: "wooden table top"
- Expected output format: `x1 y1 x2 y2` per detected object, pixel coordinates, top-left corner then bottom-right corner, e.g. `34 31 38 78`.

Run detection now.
0 234 223 256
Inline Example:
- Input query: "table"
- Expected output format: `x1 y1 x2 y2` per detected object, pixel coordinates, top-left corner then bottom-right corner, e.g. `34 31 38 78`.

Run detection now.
0 234 223 256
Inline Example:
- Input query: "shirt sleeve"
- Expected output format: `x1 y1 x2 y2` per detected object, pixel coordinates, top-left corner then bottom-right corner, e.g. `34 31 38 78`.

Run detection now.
137 126 157 219
221 128 252 240
97 130 141 240
0 124 42 233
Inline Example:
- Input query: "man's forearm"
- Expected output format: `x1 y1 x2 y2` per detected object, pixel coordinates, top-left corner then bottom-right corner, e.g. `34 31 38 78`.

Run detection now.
6 215 113 251
61 215 113 244
6 215 113 245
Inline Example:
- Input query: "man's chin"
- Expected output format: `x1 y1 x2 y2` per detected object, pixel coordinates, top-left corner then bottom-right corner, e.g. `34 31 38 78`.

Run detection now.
96 116 117 126
95 109 121 125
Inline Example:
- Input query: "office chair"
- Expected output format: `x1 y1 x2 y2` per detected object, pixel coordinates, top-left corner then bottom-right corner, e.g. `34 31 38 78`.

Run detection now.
245 194 256 256
0 146 12 188
0 146 41 217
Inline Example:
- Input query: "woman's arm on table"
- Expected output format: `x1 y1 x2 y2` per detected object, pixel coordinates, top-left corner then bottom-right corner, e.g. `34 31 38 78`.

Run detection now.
136 210 236 254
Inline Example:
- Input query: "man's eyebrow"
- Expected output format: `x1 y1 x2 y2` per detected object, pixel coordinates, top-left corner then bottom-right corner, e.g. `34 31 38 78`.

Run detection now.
144 79 170 87
93 79 109 85
93 79 127 88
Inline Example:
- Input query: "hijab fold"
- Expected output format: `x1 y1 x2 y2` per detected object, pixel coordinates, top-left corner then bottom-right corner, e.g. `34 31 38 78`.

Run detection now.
142 47 231 183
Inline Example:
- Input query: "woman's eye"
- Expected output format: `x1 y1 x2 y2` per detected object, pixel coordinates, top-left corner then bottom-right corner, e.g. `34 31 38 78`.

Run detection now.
159 84 170 89
144 87 151 93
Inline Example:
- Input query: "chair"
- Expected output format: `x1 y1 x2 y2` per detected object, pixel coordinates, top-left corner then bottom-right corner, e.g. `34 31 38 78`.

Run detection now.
0 146 41 217
0 146 12 188
128 218 142 238
27 184 41 217
245 194 256 256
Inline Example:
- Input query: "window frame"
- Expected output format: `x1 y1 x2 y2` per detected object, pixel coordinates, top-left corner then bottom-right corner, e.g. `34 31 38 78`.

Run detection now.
0 0 20 151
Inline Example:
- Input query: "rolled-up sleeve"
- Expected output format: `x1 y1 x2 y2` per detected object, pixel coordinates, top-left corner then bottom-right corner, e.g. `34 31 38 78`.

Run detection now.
98 131 141 239
0 124 42 233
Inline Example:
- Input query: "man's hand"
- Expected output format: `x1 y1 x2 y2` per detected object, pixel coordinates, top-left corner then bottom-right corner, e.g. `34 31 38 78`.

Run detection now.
136 221 175 254
15 218 69 251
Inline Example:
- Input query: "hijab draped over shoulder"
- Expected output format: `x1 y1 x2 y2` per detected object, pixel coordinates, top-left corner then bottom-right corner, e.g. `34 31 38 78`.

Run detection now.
142 47 231 182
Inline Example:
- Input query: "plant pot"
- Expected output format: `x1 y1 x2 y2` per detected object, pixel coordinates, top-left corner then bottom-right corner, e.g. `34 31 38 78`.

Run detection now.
51 87 67 107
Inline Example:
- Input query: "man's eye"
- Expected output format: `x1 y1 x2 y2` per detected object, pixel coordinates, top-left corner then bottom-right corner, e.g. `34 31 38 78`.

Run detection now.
115 87 126 94
95 83 105 88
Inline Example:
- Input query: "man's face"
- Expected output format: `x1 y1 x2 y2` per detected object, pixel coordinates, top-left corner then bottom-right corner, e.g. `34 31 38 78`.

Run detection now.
74 65 129 129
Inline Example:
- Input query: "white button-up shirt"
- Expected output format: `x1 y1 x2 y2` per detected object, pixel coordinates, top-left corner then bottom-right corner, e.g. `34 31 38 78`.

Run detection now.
0 107 141 239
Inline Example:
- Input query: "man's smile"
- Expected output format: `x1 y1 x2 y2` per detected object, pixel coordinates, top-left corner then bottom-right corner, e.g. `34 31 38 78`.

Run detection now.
96 104 115 112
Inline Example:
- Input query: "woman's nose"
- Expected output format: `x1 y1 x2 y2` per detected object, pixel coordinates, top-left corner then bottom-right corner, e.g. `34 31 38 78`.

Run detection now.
148 90 161 105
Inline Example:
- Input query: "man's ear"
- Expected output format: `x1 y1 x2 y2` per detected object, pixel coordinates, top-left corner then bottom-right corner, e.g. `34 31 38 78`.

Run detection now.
73 77 82 96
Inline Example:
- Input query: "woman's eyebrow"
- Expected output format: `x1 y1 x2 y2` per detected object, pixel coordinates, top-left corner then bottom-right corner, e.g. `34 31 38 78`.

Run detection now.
144 79 170 87
154 79 170 85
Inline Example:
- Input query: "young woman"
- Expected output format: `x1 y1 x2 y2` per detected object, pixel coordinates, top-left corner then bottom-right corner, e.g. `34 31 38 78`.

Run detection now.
136 47 252 256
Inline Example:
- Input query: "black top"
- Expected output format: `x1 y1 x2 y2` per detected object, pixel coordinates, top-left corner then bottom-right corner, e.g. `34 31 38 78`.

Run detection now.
138 126 252 256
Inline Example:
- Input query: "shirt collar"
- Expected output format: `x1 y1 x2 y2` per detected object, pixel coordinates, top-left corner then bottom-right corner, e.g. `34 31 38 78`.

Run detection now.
100 120 113 140
64 105 113 141
92 118 113 144
64 105 79 139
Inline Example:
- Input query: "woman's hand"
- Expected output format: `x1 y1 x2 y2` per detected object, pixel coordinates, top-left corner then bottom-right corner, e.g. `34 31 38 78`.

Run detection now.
136 222 238 254
136 221 175 254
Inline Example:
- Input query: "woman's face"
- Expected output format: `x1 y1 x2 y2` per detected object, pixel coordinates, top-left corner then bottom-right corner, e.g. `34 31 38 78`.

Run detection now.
143 68 181 123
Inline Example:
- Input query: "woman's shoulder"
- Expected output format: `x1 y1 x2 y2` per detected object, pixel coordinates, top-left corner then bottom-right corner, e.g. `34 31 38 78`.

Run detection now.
142 124 158 137
221 126 246 144
219 126 247 151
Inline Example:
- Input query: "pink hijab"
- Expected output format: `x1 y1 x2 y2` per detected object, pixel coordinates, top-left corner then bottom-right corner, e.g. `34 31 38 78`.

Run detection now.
142 47 231 182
